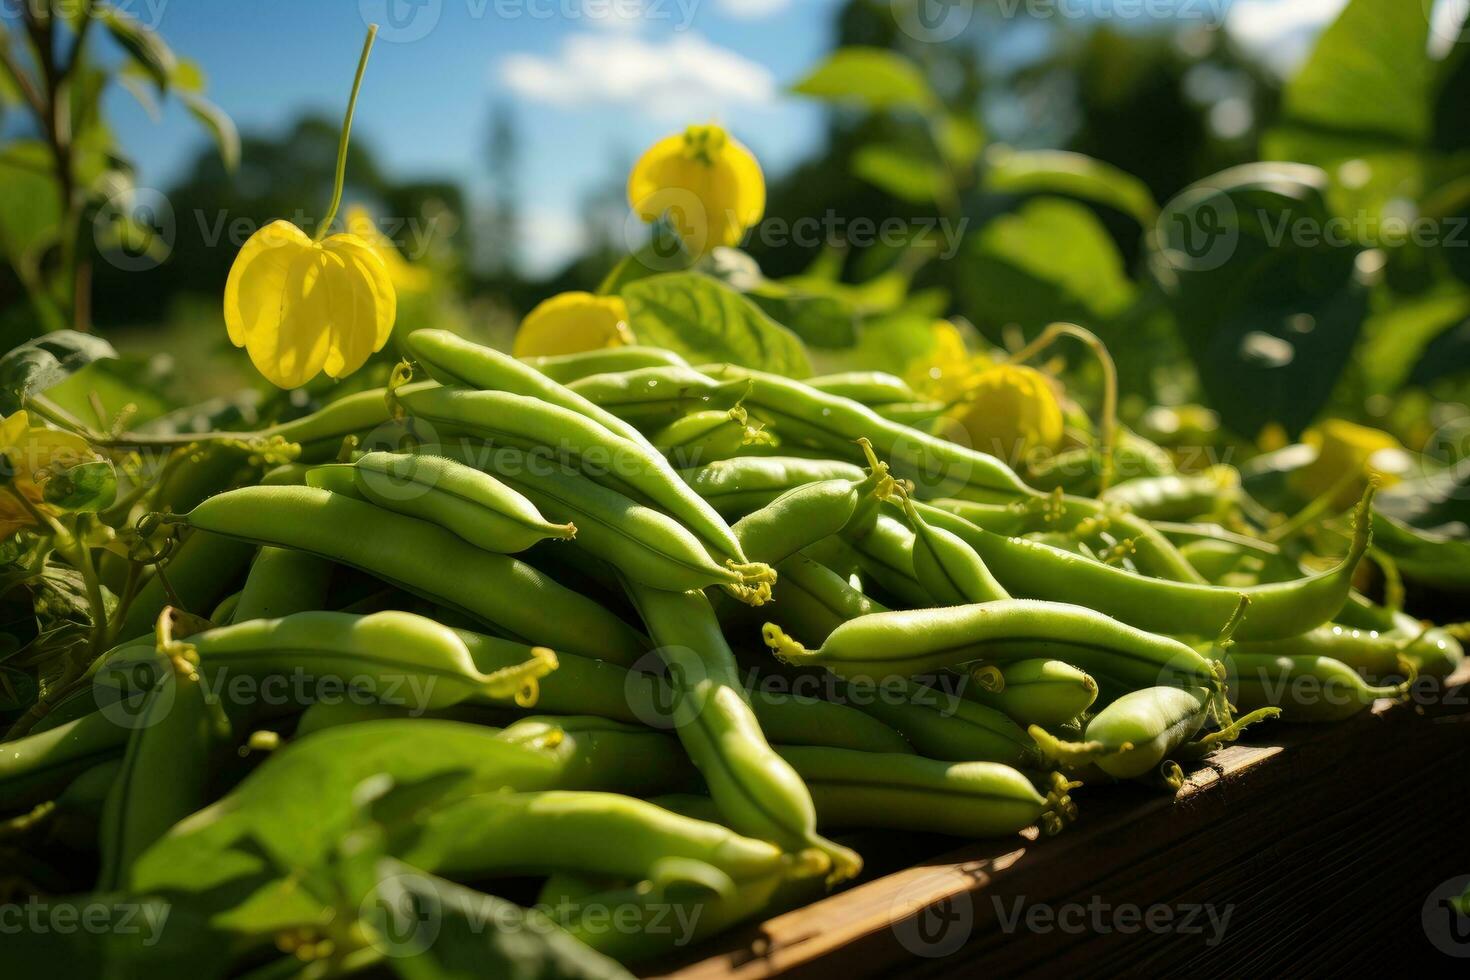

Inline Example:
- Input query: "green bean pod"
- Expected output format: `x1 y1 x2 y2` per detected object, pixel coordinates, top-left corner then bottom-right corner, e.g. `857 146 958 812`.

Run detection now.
1036 686 1213 779
843 513 933 607
312 451 575 554
97 649 224 890
0 711 129 811
521 345 689 383
805 371 916 405
406 328 656 451
624 581 861 883
230 546 335 623
567 365 748 427
731 452 892 567
962 659 1098 727
767 552 888 648
847 679 1041 767
493 716 700 795
116 528 255 640
916 492 1374 641
763 599 1225 706
171 485 647 662
679 456 866 518
654 406 777 469
398 790 807 891
897 491 1009 605
1102 466 1239 522
775 745 1076 837
1224 652 1411 722
398 385 751 569
1234 618 1463 682
450 445 774 603
259 382 435 460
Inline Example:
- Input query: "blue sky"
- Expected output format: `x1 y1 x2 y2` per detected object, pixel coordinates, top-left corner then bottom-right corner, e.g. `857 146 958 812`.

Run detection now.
76 0 1431 275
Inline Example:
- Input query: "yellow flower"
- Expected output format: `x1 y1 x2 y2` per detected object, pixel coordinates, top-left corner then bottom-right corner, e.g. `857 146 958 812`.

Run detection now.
512 292 633 359
224 219 396 389
627 124 765 256
906 319 982 403
346 204 430 294
0 411 94 538
952 364 1065 464
1295 419 1413 509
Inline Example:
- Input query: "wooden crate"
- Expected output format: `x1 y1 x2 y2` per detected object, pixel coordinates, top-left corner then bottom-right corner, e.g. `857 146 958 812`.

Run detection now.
657 664 1470 976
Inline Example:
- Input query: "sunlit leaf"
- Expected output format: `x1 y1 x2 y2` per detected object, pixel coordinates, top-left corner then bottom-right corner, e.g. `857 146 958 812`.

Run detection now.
623 272 812 377
851 144 945 204
791 47 936 112
983 146 1158 226
0 330 118 414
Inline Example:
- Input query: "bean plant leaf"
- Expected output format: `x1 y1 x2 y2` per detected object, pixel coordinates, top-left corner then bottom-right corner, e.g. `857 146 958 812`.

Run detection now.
0 141 64 275
790 47 935 112
43 459 118 513
97 2 177 92
748 285 859 350
1359 288 1470 394
983 147 1158 226
623 272 812 377
0 330 119 414
851 144 946 205
1372 465 1470 591
179 92 239 171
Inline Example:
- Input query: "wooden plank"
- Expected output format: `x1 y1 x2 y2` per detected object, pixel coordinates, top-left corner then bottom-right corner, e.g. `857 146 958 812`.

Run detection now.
656 665 1470 977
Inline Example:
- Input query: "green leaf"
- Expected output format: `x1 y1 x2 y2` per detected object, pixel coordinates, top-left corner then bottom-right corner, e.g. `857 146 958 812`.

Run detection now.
958 198 1134 334
623 272 812 377
851 144 945 204
790 47 936 112
0 330 118 414
42 459 117 513
0 141 63 275
1263 0 1430 221
1149 163 1368 439
1408 315 1470 386
97 3 177 91
178 92 239 171
369 862 634 980
747 285 859 349
936 114 985 170
1359 288 1470 393
1372 466 1470 592
983 146 1158 226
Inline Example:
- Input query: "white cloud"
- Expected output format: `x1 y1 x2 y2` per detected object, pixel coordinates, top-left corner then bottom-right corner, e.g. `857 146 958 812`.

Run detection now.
499 33 776 118
716 0 791 18
519 206 589 277
1226 0 1349 76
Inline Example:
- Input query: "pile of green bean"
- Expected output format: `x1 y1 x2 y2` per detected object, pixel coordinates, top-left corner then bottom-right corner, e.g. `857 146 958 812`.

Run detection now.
3 328 1462 975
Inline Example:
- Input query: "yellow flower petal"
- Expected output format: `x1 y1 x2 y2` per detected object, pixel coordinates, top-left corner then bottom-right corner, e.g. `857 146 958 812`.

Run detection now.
0 410 98 536
1295 419 1412 509
223 222 397 389
513 292 632 359
952 364 1065 464
627 124 765 256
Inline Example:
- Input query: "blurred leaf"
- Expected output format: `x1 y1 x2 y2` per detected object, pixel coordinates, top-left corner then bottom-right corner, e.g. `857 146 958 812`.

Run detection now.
851 144 944 204
790 47 935 112
0 141 63 274
1372 465 1470 591
179 92 239 171
1149 163 1368 439
1408 314 1470 386
116 72 162 121
42 459 117 513
623 272 812 377
1263 0 1430 221
748 285 859 349
1360 288 1470 393
959 198 1134 334
0 330 118 414
936 114 985 170
983 146 1158 226
169 57 207 93
97 3 177 91
369 862 635 980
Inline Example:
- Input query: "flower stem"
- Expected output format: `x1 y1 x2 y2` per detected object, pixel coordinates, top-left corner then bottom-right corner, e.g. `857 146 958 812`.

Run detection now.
315 24 378 242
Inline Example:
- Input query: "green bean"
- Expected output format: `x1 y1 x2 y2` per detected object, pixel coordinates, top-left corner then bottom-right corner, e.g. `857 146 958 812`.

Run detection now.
1 711 128 810
843 513 933 607
775 745 1076 837
568 365 748 427
441 444 775 602
230 546 334 623
259 382 435 460
679 456 866 518
312 451 575 554
209 590 241 624
763 599 1226 709
115 528 255 640
766 551 888 648
397 790 809 892
961 659 1098 727
167 485 647 662
98 646 224 890
874 401 949 427
521 345 689 384
1224 652 1411 722
653 406 776 469
1232 619 1463 682
1102 466 1239 522
805 371 916 405
847 678 1041 767
405 328 656 451
896 489 1009 605
398 385 752 570
913 492 1374 641
731 444 893 566
748 691 913 755
623 580 861 882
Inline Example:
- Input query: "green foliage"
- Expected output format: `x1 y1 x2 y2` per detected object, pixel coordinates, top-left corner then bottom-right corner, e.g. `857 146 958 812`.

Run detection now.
791 47 936 112
0 330 118 414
